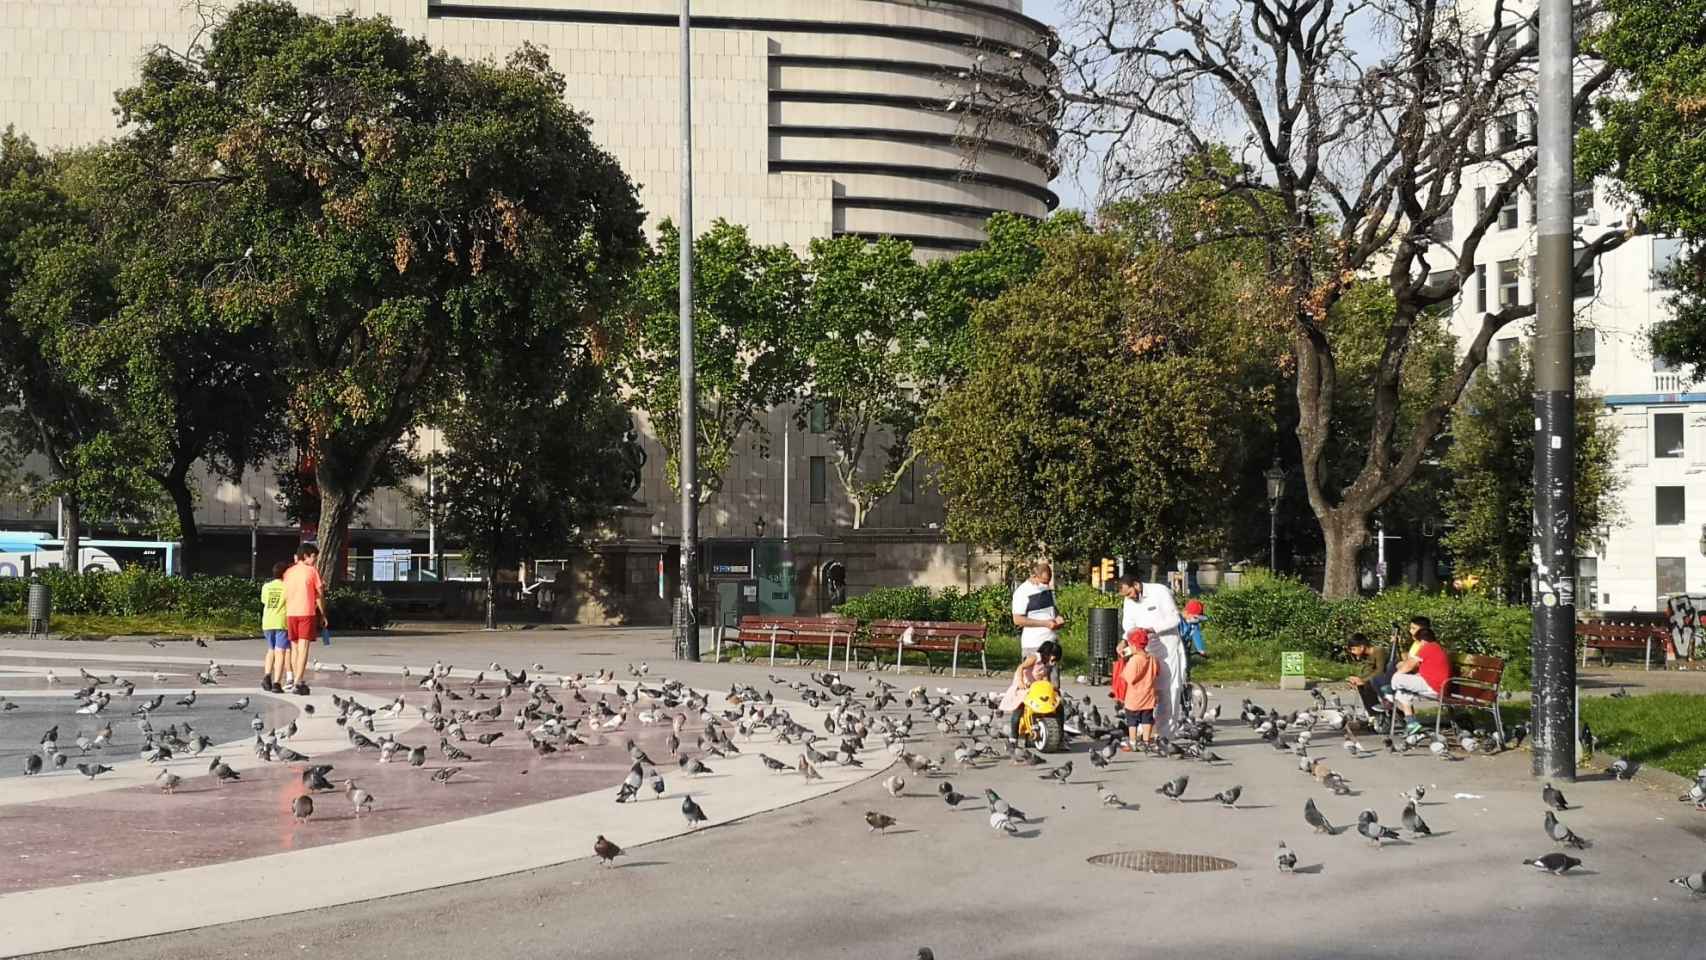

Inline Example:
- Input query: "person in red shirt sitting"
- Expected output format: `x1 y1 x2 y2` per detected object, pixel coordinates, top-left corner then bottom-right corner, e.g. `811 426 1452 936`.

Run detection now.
1390 626 1450 735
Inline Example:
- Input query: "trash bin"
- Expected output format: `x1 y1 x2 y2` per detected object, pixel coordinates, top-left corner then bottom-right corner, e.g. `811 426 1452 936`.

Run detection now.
1087 606 1121 660
27 581 51 638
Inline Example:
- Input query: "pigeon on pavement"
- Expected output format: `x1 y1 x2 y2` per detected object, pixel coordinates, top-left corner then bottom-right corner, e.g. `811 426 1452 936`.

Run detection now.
884 774 905 798
432 766 463 785
1544 811 1588 849
1215 785 1243 808
988 809 1018 834
681 794 708 828
1041 761 1073 784
291 795 314 823
76 762 113 779
593 835 623 866
1669 871 1706 896
157 770 181 794
865 811 897 834
1156 775 1189 802
1357 809 1400 848
1523 853 1582 875
1542 782 1569 811
1304 798 1334 834
1402 801 1432 837
1275 842 1297 872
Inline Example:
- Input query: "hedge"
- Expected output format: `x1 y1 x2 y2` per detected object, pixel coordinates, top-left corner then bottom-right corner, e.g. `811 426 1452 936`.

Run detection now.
0 568 391 631
834 572 1535 688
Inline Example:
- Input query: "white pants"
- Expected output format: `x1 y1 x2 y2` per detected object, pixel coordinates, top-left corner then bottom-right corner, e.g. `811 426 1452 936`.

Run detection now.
1391 672 1438 706
1151 632 1187 736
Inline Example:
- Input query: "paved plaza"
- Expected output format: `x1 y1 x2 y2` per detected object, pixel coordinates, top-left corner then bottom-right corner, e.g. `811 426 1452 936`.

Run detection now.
2 627 1705 959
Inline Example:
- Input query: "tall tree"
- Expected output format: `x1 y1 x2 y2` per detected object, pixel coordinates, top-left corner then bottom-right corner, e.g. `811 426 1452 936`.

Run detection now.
963 0 1630 595
427 343 633 611
796 235 931 529
115 2 644 582
1441 345 1623 598
616 219 806 506
1578 0 1706 375
920 224 1279 565
0 132 161 567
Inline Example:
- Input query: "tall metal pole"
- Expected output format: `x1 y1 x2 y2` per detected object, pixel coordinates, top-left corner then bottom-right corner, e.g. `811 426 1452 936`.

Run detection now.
1532 0 1577 781
676 0 701 661
1268 502 1278 573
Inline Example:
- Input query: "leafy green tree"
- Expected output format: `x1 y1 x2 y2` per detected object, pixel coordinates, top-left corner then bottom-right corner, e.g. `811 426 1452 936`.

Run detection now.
425 343 633 610
114 2 645 581
919 225 1277 566
795 236 931 529
0 132 163 567
1442 346 1623 600
1579 0 1706 375
617 219 806 505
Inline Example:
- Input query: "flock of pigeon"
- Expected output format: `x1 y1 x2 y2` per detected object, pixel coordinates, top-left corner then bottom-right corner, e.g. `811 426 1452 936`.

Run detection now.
15 658 1706 906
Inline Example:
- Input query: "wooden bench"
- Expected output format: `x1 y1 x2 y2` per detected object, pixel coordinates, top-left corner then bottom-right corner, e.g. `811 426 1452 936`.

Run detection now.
856 620 990 677
1576 619 1663 669
716 615 857 666
1385 652 1506 743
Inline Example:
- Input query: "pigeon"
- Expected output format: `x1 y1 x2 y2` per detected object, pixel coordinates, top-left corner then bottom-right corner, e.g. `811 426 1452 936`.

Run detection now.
176 691 197 707
681 794 708 828
917 949 936 960
983 788 1027 822
1156 775 1189 802
303 766 336 791
798 754 823 781
1401 801 1431 837
593 835 623 866
211 759 241 783
1041 761 1073 784
228 697 250 711
157 770 182 794
76 762 113 779
1544 811 1588 849
988 808 1018 834
1210 784 1243 808
1275 842 1297 873
409 745 427 767
1402 785 1427 804
866 811 897 833
1357 810 1400 847
942 787 966 807
1304 798 1333 834
1608 756 1636 781
291 794 314 823
23 754 41 776
344 779 375 815
1523 852 1582 875
883 774 905 798
1541 782 1569 812
432 766 463 785
1669 871 1706 896
476 732 504 746
759 753 789 772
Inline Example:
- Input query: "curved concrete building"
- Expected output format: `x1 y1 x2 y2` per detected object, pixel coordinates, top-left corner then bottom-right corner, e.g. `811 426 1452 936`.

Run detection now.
0 0 1058 253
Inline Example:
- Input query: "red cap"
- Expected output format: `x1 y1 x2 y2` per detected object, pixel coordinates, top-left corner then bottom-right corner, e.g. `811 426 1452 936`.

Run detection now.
1124 627 1151 649
1184 599 1205 616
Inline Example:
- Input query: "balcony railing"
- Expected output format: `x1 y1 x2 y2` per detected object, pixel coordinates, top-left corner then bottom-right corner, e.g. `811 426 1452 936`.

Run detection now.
1655 373 1689 393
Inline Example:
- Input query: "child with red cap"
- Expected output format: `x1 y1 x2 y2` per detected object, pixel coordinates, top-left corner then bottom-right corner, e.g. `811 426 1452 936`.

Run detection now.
1118 627 1159 750
1182 598 1208 658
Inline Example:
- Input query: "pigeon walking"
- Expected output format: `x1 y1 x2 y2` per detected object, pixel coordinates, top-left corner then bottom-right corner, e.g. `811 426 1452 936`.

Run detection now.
432 766 463 785
988 809 1018 834
1669 871 1706 896
1275 842 1297 873
1215 785 1243 808
157 770 182 794
1304 798 1333 835
291 794 314 823
1541 782 1569 811
344 779 375 815
593 835 623 866
1544 811 1588 849
1357 809 1400 848
1523 853 1582 875
865 811 897 834
883 774 905 798
1156 775 1189 802
1041 761 1073 784
681 794 708 828
1401 801 1432 837
77 762 113 780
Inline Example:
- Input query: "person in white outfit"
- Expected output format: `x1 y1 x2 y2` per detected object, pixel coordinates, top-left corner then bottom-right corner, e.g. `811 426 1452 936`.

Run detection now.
1119 575 1185 735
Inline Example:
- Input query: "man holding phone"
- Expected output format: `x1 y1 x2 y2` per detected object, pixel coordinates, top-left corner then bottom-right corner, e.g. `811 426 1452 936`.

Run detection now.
1012 562 1065 685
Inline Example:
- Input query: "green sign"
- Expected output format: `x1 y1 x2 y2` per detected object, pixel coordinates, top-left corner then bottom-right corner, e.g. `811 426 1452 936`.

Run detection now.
1280 651 1305 677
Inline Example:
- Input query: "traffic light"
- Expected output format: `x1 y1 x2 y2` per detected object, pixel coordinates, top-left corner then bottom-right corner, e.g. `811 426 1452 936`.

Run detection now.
1099 558 1116 591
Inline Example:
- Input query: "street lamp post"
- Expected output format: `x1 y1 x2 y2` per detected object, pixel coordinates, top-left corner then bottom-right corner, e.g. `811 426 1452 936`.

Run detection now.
676 0 700 662
246 497 261 581
1264 461 1286 573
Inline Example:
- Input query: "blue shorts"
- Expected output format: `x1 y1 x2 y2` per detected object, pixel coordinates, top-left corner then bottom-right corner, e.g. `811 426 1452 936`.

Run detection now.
265 629 290 651
1125 709 1155 728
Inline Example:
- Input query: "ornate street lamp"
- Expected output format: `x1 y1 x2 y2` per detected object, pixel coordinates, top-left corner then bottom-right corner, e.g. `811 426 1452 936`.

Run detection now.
1264 461 1286 572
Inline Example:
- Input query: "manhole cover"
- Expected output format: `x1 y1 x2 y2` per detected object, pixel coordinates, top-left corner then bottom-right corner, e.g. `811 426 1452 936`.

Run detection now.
1087 850 1237 874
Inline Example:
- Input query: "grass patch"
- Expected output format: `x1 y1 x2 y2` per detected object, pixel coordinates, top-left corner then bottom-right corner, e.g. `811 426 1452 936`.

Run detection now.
1483 695 1706 781
0 612 253 637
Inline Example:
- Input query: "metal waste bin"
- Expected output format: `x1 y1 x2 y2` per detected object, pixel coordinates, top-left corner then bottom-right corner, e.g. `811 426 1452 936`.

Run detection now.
1087 606 1121 681
27 581 51 639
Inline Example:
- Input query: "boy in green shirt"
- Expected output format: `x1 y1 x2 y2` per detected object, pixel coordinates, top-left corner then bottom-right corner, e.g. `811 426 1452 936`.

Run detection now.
260 562 289 693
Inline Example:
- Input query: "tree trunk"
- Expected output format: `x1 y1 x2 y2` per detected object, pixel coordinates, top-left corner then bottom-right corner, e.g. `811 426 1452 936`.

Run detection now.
312 488 360 586
1320 510 1370 599
61 494 81 574
163 469 200 577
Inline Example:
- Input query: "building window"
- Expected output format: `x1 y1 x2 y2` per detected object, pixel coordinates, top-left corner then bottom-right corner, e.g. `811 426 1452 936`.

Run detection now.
1474 186 1487 220
1657 556 1687 600
1526 176 1537 223
808 401 828 434
1654 237 1686 289
1573 248 1596 300
1576 557 1598 612
1498 259 1520 308
1476 263 1487 313
1493 113 1519 149
1499 190 1519 229
1655 413 1685 459
1656 486 1686 526
898 462 916 504
809 457 827 504
1574 327 1596 374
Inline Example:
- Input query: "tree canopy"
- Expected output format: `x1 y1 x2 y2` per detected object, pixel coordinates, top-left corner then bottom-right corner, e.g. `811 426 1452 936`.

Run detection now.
112 1 645 580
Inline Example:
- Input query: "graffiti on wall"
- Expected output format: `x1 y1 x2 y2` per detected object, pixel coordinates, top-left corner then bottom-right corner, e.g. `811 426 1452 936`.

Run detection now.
1664 595 1703 661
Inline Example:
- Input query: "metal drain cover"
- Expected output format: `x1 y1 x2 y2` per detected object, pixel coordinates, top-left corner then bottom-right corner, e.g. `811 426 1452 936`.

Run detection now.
1087 850 1237 874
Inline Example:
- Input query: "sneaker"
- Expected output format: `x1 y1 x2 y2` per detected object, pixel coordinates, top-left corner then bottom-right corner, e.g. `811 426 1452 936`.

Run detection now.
260 677 275 693
295 683 311 696
1405 721 1424 736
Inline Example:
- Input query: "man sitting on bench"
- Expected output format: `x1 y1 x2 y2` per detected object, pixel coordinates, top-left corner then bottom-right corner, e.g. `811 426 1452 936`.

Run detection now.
1344 633 1389 714
1390 626 1450 737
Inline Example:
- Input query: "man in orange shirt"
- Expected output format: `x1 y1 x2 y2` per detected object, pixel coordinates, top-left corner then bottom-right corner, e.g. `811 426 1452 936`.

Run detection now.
282 543 328 695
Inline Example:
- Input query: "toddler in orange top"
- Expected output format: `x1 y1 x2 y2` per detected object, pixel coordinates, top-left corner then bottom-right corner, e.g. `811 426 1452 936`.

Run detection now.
1119 627 1160 749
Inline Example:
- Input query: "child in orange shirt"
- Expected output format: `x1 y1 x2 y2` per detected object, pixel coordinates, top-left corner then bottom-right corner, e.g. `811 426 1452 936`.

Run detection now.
1119 627 1160 750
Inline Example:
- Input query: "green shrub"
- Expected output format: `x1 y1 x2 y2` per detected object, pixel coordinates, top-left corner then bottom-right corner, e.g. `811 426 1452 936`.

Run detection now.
328 587 392 630
0 569 387 632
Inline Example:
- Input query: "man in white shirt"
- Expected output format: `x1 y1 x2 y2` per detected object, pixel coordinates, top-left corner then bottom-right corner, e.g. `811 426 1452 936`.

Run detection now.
1011 562 1064 656
1119 575 1185 735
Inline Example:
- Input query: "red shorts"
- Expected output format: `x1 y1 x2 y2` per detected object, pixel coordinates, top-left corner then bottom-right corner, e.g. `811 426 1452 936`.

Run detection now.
287 615 319 643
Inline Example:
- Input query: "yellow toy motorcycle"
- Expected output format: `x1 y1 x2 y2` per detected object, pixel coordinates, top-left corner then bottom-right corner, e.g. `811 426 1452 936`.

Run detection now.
1015 679 1066 752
